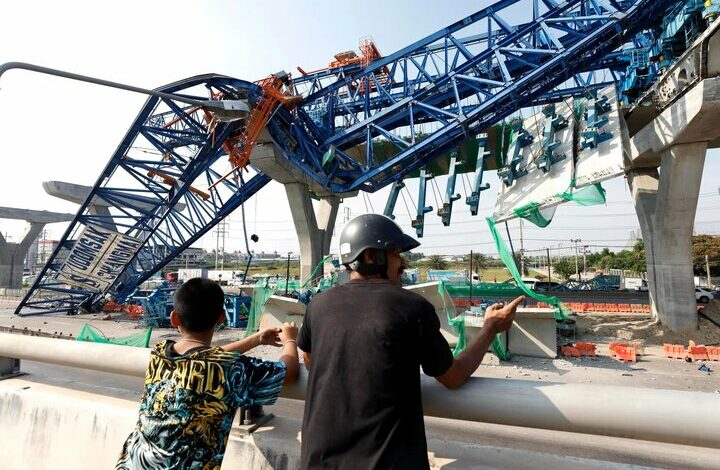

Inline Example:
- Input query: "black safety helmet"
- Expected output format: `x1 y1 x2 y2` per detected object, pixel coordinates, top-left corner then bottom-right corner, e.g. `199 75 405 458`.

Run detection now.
339 214 420 268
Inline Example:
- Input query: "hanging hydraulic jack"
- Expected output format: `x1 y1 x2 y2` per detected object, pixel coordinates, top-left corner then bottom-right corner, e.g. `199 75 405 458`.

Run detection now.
437 149 462 226
411 168 434 237
535 104 569 173
498 120 532 187
383 180 405 220
581 91 613 149
465 136 491 216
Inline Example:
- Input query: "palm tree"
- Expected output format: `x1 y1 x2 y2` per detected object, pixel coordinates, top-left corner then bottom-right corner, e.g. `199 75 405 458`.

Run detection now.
467 252 489 271
428 255 448 270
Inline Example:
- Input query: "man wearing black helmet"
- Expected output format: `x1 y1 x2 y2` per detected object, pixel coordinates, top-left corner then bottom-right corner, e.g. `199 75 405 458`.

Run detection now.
297 214 522 469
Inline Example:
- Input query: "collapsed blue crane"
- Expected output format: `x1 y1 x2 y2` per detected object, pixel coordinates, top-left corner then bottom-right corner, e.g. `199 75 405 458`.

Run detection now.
14 0 693 315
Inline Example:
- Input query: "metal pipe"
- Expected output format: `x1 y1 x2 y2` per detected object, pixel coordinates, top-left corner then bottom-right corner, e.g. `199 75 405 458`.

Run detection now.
0 62 249 121
1 333 719 448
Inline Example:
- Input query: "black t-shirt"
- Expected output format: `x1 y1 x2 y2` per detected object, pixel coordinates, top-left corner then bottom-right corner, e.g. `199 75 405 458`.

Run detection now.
297 279 454 469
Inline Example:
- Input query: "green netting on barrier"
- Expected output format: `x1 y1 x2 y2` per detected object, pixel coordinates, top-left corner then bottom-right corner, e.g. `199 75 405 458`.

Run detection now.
77 323 152 348
487 217 569 320
276 280 303 292
244 281 274 337
444 282 523 298
437 282 511 360
435 282 465 357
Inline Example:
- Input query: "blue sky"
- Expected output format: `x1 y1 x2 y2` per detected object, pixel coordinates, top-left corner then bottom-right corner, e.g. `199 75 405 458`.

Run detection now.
0 0 718 258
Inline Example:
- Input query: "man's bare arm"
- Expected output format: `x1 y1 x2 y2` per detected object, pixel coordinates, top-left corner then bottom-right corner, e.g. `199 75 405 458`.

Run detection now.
302 351 312 370
436 296 523 390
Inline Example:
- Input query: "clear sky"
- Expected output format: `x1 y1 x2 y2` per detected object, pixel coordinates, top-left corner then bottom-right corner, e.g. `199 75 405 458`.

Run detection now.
1 0 718 259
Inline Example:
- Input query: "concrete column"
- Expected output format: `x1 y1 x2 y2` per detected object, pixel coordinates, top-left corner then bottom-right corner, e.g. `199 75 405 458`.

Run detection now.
629 143 706 332
0 223 45 288
285 183 340 284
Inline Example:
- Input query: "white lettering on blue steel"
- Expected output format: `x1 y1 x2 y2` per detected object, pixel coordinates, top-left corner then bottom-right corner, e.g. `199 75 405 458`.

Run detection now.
56 224 142 291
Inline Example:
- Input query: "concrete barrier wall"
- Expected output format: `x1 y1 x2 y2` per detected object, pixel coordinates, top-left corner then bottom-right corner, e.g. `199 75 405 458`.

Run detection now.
2 376 687 470
0 378 301 470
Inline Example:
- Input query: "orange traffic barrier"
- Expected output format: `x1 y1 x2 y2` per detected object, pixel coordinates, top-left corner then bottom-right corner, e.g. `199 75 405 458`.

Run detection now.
688 346 710 362
707 346 720 361
561 346 581 357
537 302 549 308
641 304 651 314
609 343 637 362
606 303 619 313
617 304 631 313
592 303 605 312
630 304 644 314
581 303 592 312
575 342 596 357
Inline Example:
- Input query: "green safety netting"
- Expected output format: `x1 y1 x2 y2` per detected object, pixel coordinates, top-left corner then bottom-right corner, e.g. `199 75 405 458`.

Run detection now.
444 282 523 298
436 282 511 360
435 281 466 357
301 255 334 289
77 323 152 348
487 217 570 320
513 202 557 228
514 181 607 228
275 279 303 292
244 281 274 337
557 181 607 206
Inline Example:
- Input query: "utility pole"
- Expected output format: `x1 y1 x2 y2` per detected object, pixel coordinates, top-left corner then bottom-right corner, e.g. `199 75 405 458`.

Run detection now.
707 254 713 288
582 245 588 277
285 252 292 296
214 220 229 270
519 219 525 276
570 238 582 281
469 250 473 308
546 248 552 283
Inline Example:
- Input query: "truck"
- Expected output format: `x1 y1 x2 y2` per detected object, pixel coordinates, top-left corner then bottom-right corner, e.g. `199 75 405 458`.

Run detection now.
623 277 648 291
178 268 208 281
207 270 244 285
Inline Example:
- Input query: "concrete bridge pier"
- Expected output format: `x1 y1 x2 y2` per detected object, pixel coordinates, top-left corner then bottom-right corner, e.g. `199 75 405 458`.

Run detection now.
628 144 706 332
0 223 44 289
627 76 720 332
0 208 75 289
285 183 340 284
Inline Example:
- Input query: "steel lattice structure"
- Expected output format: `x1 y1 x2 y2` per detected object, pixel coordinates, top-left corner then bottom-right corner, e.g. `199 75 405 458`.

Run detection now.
15 0 690 315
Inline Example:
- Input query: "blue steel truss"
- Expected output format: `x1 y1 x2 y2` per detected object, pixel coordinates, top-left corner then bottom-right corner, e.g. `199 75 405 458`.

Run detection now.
281 0 677 194
16 0 689 315
16 76 273 315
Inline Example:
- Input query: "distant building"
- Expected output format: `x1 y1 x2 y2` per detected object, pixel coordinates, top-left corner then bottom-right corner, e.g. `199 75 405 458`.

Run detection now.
162 247 207 270
25 239 60 273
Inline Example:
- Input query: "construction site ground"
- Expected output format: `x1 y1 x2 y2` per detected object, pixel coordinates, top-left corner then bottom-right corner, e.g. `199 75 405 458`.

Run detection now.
1 298 718 393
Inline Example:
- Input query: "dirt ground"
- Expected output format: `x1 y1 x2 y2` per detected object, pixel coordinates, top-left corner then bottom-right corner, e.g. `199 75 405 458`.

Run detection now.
575 304 720 347
1 298 719 393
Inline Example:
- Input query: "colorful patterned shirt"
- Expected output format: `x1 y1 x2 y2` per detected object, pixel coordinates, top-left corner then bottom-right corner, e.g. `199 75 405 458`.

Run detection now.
116 340 286 469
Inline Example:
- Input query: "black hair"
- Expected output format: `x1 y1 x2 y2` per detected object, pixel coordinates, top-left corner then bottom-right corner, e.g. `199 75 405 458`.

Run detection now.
173 278 225 332
347 249 388 278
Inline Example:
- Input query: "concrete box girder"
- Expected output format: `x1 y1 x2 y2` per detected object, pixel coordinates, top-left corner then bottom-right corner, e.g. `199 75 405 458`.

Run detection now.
629 77 720 168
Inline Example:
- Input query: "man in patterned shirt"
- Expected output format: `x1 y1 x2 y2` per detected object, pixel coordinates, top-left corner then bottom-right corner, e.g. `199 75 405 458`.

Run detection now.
116 278 298 469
